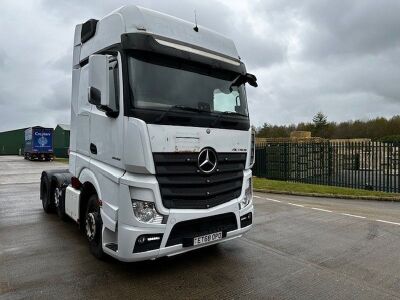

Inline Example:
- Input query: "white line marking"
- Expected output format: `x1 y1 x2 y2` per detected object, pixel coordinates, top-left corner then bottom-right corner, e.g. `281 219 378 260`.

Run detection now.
311 207 332 213
376 219 400 226
341 213 366 219
254 195 282 203
264 198 282 203
288 203 305 207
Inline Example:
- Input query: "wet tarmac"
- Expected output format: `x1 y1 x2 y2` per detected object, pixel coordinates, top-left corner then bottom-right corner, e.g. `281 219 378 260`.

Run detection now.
2 156 400 299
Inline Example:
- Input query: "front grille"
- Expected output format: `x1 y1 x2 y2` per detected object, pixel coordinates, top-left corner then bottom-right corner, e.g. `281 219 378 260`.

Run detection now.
153 152 246 209
166 213 238 247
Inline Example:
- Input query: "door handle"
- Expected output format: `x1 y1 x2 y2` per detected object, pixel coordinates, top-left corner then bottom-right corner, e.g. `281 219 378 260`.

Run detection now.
90 143 97 155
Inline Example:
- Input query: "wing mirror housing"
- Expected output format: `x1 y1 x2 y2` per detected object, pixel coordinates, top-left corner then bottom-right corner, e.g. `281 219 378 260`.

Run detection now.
230 73 258 90
245 73 258 87
88 54 118 117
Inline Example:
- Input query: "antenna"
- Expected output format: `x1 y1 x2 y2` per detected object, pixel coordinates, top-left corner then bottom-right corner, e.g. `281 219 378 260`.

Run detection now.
193 9 199 32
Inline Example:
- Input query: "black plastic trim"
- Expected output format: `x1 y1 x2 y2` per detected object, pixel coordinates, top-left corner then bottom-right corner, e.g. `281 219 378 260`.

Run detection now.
81 19 98 43
166 213 238 247
154 152 246 209
240 212 252 228
133 234 163 253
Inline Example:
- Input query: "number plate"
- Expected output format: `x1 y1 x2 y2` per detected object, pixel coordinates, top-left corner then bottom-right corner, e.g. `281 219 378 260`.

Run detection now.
193 232 223 246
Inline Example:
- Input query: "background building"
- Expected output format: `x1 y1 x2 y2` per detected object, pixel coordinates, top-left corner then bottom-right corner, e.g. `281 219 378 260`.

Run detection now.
0 127 27 155
54 124 70 158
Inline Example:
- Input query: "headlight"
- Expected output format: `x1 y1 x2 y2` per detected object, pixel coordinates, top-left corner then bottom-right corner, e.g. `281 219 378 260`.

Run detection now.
131 200 165 224
250 130 255 166
240 178 253 209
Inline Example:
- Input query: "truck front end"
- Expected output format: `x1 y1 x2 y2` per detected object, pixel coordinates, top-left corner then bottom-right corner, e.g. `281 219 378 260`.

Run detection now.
106 31 256 261
68 6 257 261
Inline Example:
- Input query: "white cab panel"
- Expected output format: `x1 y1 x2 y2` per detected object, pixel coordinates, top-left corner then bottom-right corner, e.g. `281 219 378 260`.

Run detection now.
123 117 155 174
78 5 239 65
147 124 250 153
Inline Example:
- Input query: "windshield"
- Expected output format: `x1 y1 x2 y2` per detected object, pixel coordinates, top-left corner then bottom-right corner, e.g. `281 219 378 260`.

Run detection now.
127 52 248 116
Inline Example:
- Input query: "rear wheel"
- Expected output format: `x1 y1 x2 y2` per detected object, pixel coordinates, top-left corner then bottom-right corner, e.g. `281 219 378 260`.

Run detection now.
85 194 104 259
41 180 54 213
54 185 68 221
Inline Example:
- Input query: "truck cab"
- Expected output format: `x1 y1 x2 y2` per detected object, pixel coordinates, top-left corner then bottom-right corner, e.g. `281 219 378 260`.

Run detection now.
41 5 257 262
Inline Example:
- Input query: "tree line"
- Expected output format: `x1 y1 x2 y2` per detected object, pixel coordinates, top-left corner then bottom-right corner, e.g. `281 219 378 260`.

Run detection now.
256 112 400 142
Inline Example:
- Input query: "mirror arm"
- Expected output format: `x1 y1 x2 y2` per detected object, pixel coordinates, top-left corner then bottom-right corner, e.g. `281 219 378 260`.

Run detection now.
105 109 119 118
96 104 119 118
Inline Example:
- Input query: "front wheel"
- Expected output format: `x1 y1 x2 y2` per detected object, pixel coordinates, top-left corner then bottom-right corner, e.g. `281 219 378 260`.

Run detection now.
85 194 104 259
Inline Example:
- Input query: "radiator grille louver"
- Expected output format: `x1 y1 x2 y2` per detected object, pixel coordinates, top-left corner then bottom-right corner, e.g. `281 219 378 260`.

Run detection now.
153 152 246 209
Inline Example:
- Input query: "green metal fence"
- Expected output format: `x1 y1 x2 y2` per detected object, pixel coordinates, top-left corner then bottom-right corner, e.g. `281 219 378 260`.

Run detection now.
254 141 400 193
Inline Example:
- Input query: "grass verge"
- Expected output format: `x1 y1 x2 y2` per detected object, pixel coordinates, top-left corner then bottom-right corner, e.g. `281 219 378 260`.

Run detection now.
253 177 400 200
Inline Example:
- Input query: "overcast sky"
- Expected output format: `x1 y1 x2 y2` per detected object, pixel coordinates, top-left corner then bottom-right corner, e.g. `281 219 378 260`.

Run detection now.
0 0 399 132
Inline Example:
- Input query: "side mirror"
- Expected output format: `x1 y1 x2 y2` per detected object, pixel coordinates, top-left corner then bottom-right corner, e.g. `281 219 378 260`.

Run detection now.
229 73 258 91
88 54 112 111
245 73 258 87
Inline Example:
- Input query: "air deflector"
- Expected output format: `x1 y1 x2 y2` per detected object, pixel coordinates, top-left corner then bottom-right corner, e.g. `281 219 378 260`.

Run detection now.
81 19 98 43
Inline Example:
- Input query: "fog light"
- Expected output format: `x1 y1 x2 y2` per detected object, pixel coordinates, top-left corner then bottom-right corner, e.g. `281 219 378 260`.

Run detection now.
240 212 253 227
137 236 147 244
240 178 252 210
134 234 163 253
131 200 164 224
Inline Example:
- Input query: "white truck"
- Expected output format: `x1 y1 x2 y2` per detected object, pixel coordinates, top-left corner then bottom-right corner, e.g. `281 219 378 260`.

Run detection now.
40 5 257 262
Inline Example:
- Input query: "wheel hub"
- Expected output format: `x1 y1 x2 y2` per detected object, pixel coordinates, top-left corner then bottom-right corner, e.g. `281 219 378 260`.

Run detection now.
86 212 97 241
54 187 62 208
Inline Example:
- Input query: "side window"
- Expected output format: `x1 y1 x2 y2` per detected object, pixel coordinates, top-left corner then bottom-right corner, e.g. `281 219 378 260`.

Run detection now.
78 65 89 113
108 57 119 112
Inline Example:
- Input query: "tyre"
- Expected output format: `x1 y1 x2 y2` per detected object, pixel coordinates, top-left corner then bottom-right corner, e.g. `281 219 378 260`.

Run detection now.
85 194 104 259
41 179 54 213
54 185 68 221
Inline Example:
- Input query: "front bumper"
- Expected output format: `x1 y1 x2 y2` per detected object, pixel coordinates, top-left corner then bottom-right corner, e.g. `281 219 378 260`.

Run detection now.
103 202 254 262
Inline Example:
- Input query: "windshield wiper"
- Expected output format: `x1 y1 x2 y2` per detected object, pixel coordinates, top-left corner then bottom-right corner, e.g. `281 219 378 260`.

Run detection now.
172 105 206 113
155 105 208 123
211 111 247 127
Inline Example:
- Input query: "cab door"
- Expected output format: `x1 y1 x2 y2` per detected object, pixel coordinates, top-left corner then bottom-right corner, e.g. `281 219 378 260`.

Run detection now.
88 54 124 169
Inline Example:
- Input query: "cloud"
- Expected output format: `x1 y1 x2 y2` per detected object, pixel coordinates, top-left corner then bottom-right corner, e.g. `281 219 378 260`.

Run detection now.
0 0 399 132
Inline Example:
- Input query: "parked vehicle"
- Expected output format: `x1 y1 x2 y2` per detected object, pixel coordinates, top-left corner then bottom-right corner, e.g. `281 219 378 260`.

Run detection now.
24 127 54 161
40 5 257 261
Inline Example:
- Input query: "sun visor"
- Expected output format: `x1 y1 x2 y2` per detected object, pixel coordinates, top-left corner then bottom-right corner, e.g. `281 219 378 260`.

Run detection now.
121 33 246 74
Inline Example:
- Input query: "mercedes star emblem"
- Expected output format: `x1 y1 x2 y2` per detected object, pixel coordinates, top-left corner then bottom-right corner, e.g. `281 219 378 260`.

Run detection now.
198 148 218 173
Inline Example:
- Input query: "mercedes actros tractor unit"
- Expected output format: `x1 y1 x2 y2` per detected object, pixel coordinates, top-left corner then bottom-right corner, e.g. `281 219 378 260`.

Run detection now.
40 5 258 262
